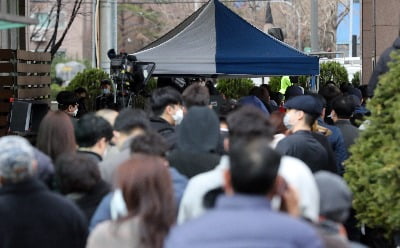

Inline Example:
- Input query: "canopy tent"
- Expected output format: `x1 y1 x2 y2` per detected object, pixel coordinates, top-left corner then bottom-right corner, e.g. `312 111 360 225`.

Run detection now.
133 0 319 77
0 13 38 30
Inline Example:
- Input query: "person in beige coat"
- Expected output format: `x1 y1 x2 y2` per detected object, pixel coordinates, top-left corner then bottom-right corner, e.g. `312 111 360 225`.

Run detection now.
87 154 176 248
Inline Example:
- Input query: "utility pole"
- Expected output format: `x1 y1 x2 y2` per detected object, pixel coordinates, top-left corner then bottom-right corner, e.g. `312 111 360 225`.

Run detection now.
99 0 114 73
311 0 319 52
349 0 353 57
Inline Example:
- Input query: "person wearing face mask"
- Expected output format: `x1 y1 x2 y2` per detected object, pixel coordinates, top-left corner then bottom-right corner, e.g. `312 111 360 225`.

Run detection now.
168 106 221 178
74 87 88 118
275 95 332 173
150 87 183 150
95 80 116 111
56 91 79 118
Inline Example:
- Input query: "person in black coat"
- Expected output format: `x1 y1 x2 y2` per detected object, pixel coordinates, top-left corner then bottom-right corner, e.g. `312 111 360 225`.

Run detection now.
0 136 87 248
368 36 400 97
276 95 332 173
168 106 221 178
56 153 110 222
150 87 183 150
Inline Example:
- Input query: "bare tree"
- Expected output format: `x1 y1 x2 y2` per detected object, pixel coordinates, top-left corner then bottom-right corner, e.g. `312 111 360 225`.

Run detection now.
30 0 84 59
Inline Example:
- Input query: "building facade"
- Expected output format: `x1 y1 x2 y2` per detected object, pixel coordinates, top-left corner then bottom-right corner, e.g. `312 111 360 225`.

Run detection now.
29 0 93 60
0 0 29 49
362 0 400 84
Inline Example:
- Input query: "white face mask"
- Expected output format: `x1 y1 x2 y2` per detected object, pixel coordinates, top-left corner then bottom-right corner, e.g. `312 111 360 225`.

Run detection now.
103 88 110 94
172 108 184 126
72 108 78 117
283 113 293 130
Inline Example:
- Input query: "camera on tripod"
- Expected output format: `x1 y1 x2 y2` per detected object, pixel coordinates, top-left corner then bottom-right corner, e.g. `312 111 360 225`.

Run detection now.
107 49 156 108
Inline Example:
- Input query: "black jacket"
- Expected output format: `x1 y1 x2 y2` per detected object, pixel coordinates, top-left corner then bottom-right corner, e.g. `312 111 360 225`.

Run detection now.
150 117 177 150
168 106 221 178
368 37 400 97
276 130 331 173
71 180 110 222
0 179 88 248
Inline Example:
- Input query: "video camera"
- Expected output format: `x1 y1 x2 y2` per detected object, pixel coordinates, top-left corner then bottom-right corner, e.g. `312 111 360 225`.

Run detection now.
107 49 156 108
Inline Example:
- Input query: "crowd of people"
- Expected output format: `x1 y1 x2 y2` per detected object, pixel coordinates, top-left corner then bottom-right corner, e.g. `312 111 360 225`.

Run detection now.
0 80 371 248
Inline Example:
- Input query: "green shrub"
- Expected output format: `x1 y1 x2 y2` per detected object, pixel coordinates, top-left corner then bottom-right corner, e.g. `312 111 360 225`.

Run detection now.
216 78 254 99
351 71 361 87
67 68 110 111
344 50 400 237
50 83 65 101
268 76 281 92
320 61 349 86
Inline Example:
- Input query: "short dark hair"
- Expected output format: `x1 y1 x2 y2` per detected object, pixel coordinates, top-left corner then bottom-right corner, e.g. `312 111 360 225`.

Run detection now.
229 138 281 195
114 108 150 134
150 87 182 116
75 113 113 147
100 79 111 86
182 84 210 109
55 153 102 194
130 131 168 157
332 95 356 119
249 86 270 102
227 105 274 144
318 84 341 103
304 112 319 127
56 91 78 111
74 87 87 95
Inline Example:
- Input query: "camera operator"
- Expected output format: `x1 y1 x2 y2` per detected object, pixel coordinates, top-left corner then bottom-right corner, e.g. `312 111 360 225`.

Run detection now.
95 80 116 111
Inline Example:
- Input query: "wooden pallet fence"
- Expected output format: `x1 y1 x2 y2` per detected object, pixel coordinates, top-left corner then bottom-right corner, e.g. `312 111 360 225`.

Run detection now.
0 49 51 135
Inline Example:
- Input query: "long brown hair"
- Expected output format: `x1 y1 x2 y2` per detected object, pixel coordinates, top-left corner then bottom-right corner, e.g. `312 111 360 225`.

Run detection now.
117 154 175 248
36 110 77 162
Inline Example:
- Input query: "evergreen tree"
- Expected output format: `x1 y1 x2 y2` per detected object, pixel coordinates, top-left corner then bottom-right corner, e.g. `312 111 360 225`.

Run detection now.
345 50 400 237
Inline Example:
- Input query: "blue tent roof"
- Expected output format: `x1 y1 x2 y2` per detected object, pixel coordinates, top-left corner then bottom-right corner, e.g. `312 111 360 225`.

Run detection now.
134 0 319 77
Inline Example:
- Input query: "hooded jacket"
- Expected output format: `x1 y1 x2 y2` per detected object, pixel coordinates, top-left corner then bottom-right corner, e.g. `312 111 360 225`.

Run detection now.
368 36 400 96
168 106 221 178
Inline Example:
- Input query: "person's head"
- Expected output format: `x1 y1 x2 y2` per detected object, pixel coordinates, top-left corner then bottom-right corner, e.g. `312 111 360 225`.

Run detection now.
36 111 77 161
113 108 150 147
55 153 101 194
116 154 175 248
100 79 112 94
56 91 79 117
318 84 341 103
268 111 287 135
225 138 281 196
150 87 183 126
315 171 352 223
177 106 220 153
238 96 269 115
75 113 113 157
96 109 119 127
331 95 356 121
74 87 87 100
308 93 327 118
346 87 363 103
182 83 210 110
227 105 274 147
130 131 168 158
283 95 323 132
250 86 270 103
285 85 304 100
0 136 36 185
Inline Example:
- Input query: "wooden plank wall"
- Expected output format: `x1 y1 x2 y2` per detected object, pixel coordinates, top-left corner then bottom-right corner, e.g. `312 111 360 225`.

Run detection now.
0 49 51 135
